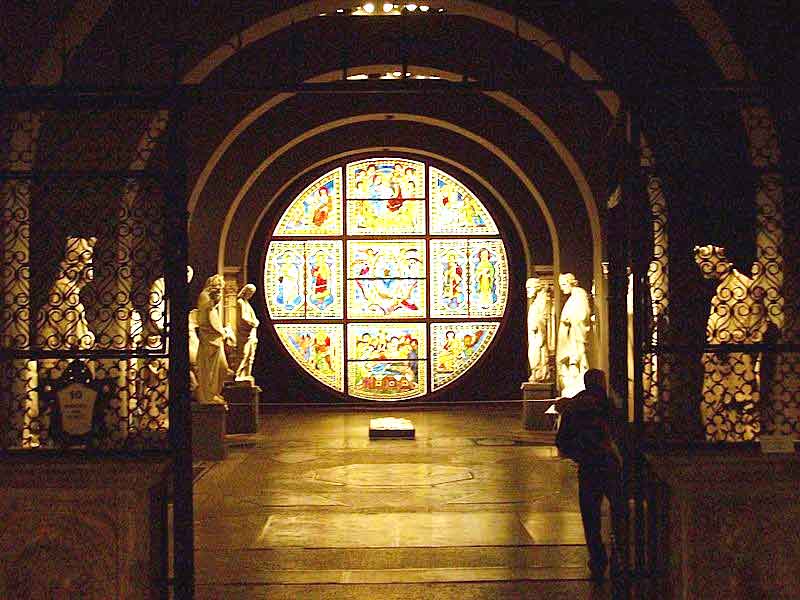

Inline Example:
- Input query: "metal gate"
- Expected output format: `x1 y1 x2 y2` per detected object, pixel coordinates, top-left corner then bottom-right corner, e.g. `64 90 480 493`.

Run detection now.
0 91 194 597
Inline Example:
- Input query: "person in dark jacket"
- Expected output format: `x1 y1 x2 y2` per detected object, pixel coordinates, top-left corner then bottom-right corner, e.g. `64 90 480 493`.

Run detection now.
555 369 627 581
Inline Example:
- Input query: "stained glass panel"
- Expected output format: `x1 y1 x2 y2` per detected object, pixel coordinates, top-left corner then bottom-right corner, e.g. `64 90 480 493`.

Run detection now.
431 322 500 390
275 324 343 392
429 167 498 235
468 240 508 318
346 199 425 235
347 322 427 358
274 168 342 236
265 241 306 319
430 240 469 317
305 240 343 318
346 158 425 199
347 240 426 318
267 157 509 401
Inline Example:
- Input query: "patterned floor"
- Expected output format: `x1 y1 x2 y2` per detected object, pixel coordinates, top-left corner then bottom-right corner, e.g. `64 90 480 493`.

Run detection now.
191 406 617 599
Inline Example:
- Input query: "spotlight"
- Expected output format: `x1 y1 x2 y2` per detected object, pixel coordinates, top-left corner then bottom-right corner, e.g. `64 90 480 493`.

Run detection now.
363 2 376 13
437 7 445 12
383 2 394 11
336 8 344 13
406 3 417 11
392 71 402 77
419 4 429 11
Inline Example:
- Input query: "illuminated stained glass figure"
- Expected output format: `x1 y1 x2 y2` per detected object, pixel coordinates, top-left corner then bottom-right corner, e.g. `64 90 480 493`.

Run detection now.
309 251 334 310
269 158 509 401
473 247 497 308
431 322 499 390
274 169 342 236
276 324 343 391
429 167 498 235
348 241 425 318
276 250 303 311
443 252 466 309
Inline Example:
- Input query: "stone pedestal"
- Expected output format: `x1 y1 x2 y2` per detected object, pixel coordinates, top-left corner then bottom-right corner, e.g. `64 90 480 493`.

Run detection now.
191 402 227 461
0 455 171 599
222 381 260 434
646 450 800 599
521 381 557 430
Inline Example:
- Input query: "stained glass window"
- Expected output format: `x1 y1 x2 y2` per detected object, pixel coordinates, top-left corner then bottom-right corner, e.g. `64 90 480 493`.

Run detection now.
267 159 509 401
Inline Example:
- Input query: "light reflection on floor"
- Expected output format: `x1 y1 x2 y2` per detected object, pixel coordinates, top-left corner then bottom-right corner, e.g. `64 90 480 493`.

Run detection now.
192 406 615 599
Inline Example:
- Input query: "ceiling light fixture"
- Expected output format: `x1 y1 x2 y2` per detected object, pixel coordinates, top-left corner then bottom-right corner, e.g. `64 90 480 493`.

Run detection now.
363 2 376 13
406 3 418 11
383 2 394 11
419 4 429 11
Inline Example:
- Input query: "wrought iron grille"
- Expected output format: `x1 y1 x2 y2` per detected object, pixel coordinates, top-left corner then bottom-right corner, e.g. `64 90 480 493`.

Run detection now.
632 95 799 443
0 108 178 451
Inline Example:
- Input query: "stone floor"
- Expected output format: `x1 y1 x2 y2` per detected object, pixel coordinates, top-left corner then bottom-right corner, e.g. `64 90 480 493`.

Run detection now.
191 406 619 599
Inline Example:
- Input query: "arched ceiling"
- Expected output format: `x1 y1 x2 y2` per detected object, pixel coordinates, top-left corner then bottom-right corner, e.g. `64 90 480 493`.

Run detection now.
4 0 785 286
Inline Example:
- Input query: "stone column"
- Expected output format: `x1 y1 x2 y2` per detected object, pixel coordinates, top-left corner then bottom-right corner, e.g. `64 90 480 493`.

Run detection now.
223 268 242 370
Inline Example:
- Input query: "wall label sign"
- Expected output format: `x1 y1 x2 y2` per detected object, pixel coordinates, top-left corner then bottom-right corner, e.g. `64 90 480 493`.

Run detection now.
39 359 112 448
760 435 796 454
56 383 98 436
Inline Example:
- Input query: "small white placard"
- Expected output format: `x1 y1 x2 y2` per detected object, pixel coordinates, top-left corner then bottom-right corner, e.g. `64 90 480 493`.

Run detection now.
57 383 97 436
760 435 796 454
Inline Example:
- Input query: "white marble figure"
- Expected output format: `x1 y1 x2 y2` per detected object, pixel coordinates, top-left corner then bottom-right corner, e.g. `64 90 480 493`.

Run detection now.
694 244 768 441
526 277 552 382
235 284 259 382
195 274 235 404
37 237 97 354
556 273 592 393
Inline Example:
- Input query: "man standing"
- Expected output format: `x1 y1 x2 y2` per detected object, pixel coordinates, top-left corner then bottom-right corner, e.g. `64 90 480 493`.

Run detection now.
556 369 627 582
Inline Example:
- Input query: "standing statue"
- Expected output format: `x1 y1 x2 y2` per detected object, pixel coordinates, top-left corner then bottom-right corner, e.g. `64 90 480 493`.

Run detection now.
195 274 235 404
694 245 768 441
32 237 97 445
37 237 97 355
556 273 592 393
235 284 259 382
526 277 552 382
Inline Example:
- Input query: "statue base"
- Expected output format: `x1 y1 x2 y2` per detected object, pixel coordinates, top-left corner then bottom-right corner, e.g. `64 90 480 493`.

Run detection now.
369 417 415 439
191 402 227 461
223 381 261 434
521 381 557 431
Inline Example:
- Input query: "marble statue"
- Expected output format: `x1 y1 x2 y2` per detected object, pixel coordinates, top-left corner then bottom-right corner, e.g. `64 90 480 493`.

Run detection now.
556 273 592 393
37 237 97 354
526 277 552 382
694 244 768 441
195 274 235 404
32 237 97 445
235 283 259 382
